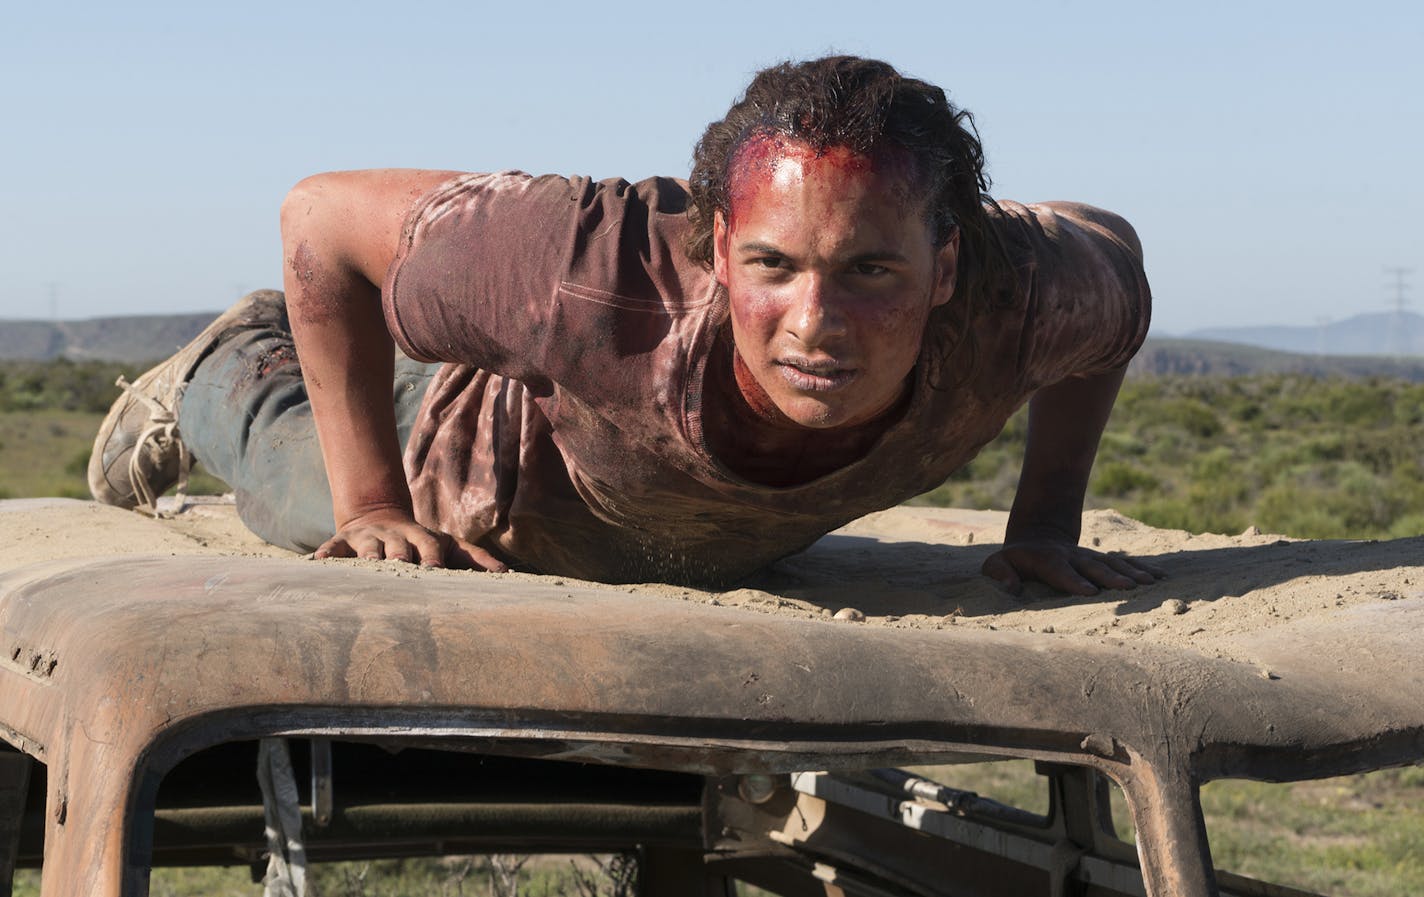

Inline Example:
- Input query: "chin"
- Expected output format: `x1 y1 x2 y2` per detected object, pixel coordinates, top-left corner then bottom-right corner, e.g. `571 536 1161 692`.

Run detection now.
777 397 858 430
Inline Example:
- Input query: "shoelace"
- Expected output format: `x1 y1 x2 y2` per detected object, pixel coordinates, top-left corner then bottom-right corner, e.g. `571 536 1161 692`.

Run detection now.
115 376 192 516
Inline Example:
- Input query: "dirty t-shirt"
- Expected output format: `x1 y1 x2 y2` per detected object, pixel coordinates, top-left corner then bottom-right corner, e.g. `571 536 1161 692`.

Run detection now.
382 172 1150 584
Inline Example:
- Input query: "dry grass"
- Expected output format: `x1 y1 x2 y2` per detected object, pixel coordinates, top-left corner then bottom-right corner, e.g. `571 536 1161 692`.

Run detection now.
0 409 226 500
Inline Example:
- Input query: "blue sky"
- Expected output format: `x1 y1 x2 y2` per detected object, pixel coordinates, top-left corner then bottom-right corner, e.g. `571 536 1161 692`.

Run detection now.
1 0 1419 334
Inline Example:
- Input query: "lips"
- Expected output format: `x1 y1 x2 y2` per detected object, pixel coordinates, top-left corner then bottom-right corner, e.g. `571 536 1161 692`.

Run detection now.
776 357 857 391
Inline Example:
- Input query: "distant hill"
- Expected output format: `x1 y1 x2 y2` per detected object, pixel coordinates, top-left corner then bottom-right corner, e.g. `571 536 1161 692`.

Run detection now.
5 311 1424 382
1186 311 1424 357
0 314 220 363
1129 338 1424 381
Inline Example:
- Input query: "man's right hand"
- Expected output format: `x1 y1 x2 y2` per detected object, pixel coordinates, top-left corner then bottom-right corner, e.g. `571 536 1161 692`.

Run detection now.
281 170 477 574
314 507 509 571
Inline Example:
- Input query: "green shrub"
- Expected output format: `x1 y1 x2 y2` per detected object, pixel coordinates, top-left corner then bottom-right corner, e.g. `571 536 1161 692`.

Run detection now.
1093 461 1159 497
914 373 1424 541
1387 514 1424 539
1139 397 1223 438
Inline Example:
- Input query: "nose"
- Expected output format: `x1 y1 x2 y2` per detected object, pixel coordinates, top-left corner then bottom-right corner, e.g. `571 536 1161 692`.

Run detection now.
786 273 849 347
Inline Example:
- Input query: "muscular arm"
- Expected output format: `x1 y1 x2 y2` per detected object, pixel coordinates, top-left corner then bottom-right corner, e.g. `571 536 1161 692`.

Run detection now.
279 169 504 569
981 367 1163 595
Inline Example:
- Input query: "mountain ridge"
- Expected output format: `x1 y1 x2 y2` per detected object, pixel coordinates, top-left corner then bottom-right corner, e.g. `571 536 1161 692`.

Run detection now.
0 313 222 364
1185 310 1424 357
4 311 1424 379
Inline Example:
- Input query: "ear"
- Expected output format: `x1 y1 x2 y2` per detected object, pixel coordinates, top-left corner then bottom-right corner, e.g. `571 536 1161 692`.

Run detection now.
713 210 730 288
930 227 960 308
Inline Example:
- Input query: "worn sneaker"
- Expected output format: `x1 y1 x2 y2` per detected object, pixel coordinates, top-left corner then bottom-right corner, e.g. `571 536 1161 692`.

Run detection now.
88 289 288 513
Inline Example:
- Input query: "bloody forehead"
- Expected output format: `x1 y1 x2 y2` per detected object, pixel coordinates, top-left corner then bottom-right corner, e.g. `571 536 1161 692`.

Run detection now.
725 131 919 221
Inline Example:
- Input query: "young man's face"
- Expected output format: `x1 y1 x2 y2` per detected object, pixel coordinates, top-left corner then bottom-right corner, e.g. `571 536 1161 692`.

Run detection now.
713 134 959 430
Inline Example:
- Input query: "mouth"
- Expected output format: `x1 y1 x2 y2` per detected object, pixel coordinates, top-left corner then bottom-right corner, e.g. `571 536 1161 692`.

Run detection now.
775 357 857 391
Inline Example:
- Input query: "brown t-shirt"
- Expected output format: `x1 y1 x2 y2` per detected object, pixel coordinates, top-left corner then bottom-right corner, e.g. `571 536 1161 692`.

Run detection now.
382 172 1150 584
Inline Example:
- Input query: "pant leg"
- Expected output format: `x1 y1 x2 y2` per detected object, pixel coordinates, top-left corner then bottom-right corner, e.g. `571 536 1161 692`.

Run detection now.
178 318 438 553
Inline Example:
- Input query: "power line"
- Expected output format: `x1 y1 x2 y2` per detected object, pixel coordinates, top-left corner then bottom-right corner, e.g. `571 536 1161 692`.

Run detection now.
1384 267 1413 359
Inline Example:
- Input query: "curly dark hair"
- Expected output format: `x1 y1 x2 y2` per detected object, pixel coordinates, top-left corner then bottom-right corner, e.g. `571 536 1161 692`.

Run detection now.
687 56 1014 321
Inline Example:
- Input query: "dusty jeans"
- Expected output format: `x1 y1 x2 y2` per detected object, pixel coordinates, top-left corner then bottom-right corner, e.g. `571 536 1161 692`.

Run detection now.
178 317 437 553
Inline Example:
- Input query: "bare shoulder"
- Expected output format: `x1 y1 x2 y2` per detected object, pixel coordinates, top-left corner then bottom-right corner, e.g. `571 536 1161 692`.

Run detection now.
281 169 470 284
284 169 469 229
1037 201 1143 261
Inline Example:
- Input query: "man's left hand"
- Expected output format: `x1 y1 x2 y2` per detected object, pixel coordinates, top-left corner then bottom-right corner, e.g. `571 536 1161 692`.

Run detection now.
981 539 1164 597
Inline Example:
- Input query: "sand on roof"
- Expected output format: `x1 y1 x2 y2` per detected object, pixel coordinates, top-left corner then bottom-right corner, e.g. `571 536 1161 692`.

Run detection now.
4 497 1421 663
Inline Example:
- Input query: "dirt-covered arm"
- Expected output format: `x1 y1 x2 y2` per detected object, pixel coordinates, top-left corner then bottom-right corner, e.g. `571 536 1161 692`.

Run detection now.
981 366 1163 595
278 169 505 570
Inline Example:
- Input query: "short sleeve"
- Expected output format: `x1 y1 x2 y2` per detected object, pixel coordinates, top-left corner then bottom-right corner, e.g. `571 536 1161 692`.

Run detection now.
382 172 713 397
1010 202 1152 386
382 172 583 383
